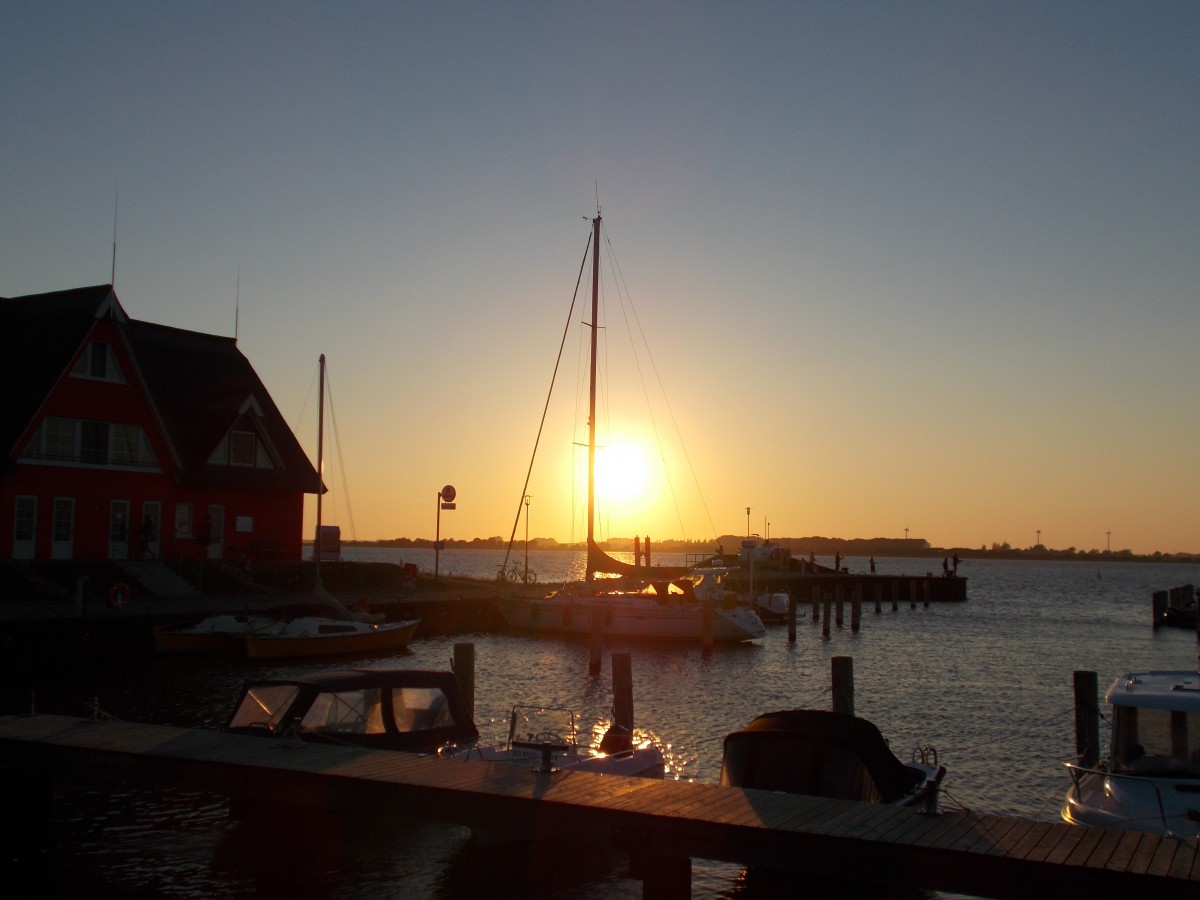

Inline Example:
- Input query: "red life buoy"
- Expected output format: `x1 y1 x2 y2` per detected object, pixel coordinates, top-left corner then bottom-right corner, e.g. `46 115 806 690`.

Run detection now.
108 582 131 609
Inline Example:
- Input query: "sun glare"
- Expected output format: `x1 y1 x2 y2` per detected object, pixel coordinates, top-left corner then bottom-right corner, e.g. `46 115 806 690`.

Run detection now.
574 433 660 520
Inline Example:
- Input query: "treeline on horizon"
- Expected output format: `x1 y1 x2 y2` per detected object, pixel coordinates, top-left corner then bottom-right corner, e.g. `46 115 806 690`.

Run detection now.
333 534 1198 562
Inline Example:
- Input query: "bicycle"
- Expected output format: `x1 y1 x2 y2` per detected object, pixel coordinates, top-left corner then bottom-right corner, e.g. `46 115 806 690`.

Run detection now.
496 562 538 584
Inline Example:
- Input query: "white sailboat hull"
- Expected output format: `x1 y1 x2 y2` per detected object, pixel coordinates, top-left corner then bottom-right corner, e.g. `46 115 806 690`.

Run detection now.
496 593 765 642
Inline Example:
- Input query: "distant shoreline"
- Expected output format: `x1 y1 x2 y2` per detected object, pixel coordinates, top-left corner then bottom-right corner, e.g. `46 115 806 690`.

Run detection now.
310 539 1197 564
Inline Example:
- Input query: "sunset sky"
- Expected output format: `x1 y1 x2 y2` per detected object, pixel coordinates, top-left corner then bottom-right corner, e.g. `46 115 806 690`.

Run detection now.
4 3 1197 554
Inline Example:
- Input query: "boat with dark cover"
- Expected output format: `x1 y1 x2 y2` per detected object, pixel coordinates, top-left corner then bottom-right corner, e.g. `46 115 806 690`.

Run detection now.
720 709 945 810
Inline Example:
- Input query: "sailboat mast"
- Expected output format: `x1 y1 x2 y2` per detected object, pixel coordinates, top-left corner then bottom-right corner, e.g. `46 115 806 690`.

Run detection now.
315 353 325 584
586 215 600 582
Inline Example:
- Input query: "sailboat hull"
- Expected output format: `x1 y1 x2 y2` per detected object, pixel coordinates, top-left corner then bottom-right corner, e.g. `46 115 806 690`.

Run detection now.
495 594 765 642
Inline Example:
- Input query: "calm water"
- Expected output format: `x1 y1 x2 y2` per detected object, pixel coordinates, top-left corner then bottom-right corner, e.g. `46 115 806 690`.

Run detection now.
5 552 1199 897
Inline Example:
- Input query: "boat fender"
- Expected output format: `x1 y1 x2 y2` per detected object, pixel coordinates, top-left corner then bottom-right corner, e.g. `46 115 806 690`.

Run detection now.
108 582 131 609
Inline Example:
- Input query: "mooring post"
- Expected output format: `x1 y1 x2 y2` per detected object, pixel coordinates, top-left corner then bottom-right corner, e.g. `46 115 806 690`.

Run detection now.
874 581 882 614
452 642 475 722
612 651 634 740
891 580 899 612
787 593 797 642
832 656 854 715
1151 590 1167 629
1073 670 1099 767
632 853 691 900
835 584 844 627
811 585 819 622
822 593 832 638
910 581 917 610
589 607 604 674
851 584 862 633
923 579 930 608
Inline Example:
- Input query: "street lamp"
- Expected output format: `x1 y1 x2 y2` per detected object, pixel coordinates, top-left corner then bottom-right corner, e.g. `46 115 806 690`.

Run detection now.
746 507 751 539
435 484 456 581
1036 530 1041 549
523 494 531 584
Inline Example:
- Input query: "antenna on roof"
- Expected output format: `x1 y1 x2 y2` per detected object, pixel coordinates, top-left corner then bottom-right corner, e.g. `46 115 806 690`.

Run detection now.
110 191 118 288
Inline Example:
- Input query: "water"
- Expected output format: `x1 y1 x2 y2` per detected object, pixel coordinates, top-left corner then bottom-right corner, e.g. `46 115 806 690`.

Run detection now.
4 552 1199 897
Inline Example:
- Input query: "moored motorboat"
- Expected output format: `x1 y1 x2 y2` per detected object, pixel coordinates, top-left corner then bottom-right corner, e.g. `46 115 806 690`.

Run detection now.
1062 668 1200 836
242 616 420 660
226 668 478 751
720 709 945 811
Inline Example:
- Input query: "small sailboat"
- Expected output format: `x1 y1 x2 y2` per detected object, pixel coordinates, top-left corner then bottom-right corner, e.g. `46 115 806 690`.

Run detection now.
495 214 765 644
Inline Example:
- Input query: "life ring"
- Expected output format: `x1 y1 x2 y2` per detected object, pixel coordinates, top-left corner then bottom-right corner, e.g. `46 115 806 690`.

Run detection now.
108 582 131 609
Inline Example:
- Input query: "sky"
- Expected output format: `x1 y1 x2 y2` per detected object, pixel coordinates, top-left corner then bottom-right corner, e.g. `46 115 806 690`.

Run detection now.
4 2 1197 554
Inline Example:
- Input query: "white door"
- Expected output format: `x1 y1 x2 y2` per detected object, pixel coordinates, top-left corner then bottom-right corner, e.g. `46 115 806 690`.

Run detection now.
12 496 36 559
51 497 75 559
109 500 130 560
206 504 225 560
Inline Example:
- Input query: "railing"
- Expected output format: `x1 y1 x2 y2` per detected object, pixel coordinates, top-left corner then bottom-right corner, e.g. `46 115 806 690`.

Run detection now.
1062 757 1173 833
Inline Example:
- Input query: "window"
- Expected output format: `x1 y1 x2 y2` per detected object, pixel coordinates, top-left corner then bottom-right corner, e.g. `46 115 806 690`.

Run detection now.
176 502 193 538
43 417 76 460
71 341 125 382
14 496 37 541
22 418 158 469
230 431 256 466
53 498 75 542
80 421 109 464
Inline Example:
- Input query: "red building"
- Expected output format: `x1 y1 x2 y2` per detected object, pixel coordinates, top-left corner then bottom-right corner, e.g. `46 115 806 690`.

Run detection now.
0 285 318 563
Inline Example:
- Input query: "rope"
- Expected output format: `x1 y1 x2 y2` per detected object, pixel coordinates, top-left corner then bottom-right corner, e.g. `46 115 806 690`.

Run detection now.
501 224 592 572
323 364 357 541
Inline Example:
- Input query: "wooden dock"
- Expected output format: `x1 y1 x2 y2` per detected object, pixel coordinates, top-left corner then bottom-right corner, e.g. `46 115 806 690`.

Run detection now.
1 713 1196 898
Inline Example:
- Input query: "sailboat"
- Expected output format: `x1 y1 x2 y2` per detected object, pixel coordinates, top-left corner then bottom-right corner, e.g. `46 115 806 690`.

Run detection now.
495 214 765 644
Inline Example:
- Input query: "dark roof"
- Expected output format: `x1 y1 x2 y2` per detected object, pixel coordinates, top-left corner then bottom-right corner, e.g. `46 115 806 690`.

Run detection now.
0 285 317 492
0 285 115 462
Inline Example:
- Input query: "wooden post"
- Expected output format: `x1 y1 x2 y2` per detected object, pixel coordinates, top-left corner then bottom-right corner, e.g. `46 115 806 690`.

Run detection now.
835 584 844 627
787 594 797 643
822 593 831 638
452 642 475 722
1151 590 1167 629
589 607 604 674
909 581 917 609
1073 670 1099 767
832 656 854 716
612 651 634 740
874 581 882 614
923 580 930 608
632 853 691 899
891 580 899 611
851 584 862 633
811 585 819 622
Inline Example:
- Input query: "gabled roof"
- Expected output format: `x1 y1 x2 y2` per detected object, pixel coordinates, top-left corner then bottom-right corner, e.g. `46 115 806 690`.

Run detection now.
0 285 116 461
1 285 318 493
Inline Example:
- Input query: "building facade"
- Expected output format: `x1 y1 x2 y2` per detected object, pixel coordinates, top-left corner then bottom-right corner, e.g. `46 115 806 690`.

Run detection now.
1 285 318 563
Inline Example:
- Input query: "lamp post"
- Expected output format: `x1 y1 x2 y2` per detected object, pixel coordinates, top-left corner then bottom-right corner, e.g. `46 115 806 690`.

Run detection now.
523 494 531 584
746 507 751 539
1106 530 1111 553
435 484 456 581
1036 529 1041 549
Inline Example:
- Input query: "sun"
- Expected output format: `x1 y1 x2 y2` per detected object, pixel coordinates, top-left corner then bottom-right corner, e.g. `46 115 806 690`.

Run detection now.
575 433 660 518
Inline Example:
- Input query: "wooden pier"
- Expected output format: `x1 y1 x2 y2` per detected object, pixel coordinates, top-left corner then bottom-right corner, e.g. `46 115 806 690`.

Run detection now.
1 713 1196 898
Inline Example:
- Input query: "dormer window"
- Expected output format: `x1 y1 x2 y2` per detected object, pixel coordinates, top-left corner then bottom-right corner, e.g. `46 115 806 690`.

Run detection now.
71 341 125 383
208 428 276 469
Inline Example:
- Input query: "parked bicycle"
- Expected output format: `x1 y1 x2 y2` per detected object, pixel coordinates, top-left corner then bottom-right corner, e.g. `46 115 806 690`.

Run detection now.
496 562 538 584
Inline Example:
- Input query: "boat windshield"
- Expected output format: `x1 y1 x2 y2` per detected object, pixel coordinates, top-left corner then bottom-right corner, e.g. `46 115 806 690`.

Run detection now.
302 687 387 735
228 684 301 731
1112 706 1200 774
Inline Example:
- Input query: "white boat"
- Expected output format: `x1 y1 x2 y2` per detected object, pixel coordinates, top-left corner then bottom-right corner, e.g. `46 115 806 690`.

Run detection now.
449 704 665 778
494 214 766 644
1062 669 1200 836
242 615 420 660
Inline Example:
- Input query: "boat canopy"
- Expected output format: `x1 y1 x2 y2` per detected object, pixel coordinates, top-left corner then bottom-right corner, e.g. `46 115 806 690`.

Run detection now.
225 668 479 752
720 709 925 804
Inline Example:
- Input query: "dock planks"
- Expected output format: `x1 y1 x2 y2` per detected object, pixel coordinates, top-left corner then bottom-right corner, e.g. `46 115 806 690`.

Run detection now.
1 714 1196 899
